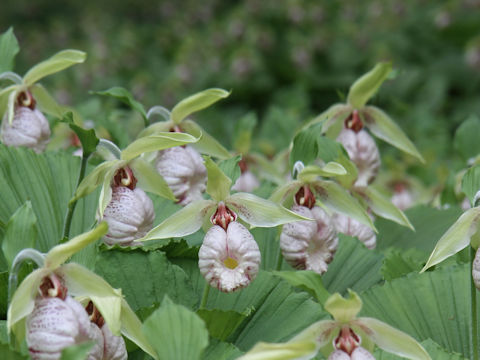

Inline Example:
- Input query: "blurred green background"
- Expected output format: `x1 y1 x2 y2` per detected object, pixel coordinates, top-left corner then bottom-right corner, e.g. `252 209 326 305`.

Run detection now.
3 0 480 191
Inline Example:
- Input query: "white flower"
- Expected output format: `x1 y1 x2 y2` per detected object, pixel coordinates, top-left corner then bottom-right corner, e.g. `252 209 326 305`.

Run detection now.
391 187 414 211
232 171 260 192
26 296 91 360
86 322 104 360
328 348 375 360
102 323 128 360
473 248 480 290
155 146 207 205
332 213 376 249
336 128 380 188
102 186 155 246
199 222 261 292
280 205 338 274
1 106 51 153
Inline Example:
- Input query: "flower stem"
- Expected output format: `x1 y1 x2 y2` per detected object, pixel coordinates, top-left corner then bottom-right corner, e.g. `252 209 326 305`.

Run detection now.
62 154 88 242
472 246 479 360
275 248 284 271
200 283 211 309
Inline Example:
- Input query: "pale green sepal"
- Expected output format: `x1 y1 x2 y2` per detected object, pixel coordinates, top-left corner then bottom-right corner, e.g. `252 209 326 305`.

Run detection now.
7 88 16 125
324 290 362 323
73 160 125 202
291 319 339 346
236 341 317 360
362 187 414 230
347 62 392 109
298 163 346 183
204 157 232 202
0 71 22 84
45 222 108 269
301 104 352 135
335 154 358 189
23 49 87 86
97 139 122 161
421 207 480 272
181 119 231 159
313 181 376 231
363 106 425 162
354 317 431 360
130 158 176 201
170 88 230 124
30 84 64 119
269 181 303 204
137 121 173 138
121 132 198 161
226 192 312 228
98 162 127 217
60 262 122 335
138 199 216 242
7 268 50 335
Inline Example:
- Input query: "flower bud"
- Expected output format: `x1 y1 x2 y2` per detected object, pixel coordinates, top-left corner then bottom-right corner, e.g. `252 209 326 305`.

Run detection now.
280 205 338 274
199 221 261 292
336 128 380 188
156 146 207 205
332 213 376 249
231 171 260 192
102 186 155 246
26 296 91 360
1 106 51 153
391 184 414 211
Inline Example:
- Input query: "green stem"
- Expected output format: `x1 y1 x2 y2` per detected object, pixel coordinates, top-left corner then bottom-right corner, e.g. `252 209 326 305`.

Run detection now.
472 246 479 360
62 154 88 241
200 283 211 309
275 247 284 271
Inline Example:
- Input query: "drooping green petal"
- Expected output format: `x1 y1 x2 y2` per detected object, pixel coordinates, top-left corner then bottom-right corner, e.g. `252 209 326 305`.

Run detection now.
312 181 376 231
204 157 232 202
298 163 347 183
23 50 86 86
130 157 176 201
137 121 173 138
421 207 480 272
121 132 199 161
347 62 392 109
44 222 108 269
361 187 414 230
171 88 230 124
226 192 311 228
7 88 16 125
120 299 158 359
30 84 64 119
236 341 317 360
324 290 362 323
137 199 216 242
7 268 50 335
60 262 122 335
181 119 232 159
269 181 304 204
354 317 431 360
363 106 424 162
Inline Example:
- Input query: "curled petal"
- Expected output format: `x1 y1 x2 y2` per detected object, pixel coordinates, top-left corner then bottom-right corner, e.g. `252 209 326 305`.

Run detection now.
332 213 376 249
199 222 261 292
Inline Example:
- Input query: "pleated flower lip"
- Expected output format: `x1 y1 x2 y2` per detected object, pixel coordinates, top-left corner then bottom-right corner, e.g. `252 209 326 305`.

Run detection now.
237 290 432 360
7 223 157 360
135 157 312 244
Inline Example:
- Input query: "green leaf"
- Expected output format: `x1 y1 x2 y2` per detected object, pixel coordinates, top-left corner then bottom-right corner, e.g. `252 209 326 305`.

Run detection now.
181 119 232 159
218 155 242 185
2 202 37 269
233 112 257 154
0 343 28 360
272 270 330 304
361 263 475 359
347 62 392 109
313 181 376 230
203 339 243 360
66 117 100 158
0 27 19 73
23 49 86 86
171 88 230 124
130 157 176 201
205 157 232 201
226 192 311 228
95 249 197 312
454 115 480 162
121 132 198 161
142 296 209 360
363 106 424 162
381 249 424 281
138 200 216 242
289 124 321 168
30 84 64 118
421 207 480 271
325 290 362 322
361 187 414 229
91 86 147 121
60 342 95 360
355 317 431 360
461 165 480 206
197 309 250 341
